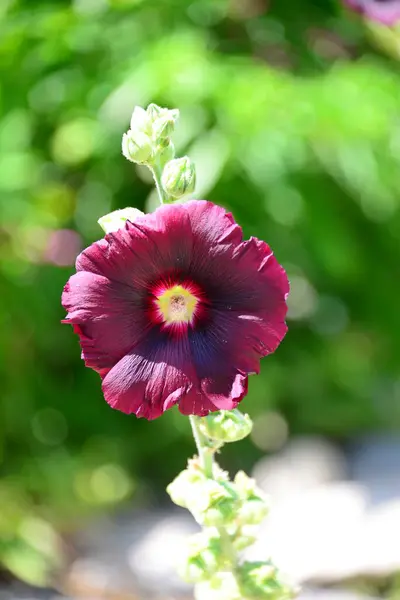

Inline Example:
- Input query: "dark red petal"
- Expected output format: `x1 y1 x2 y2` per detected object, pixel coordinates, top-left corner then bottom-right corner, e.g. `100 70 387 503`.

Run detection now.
76 204 193 288
185 200 243 247
178 374 247 416
190 311 287 379
200 374 247 411
189 238 289 376
101 333 193 419
62 271 147 370
213 237 289 313
101 331 248 419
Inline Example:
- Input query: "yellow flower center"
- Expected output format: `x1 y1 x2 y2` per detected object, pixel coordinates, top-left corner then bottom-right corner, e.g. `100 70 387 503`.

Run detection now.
156 285 198 324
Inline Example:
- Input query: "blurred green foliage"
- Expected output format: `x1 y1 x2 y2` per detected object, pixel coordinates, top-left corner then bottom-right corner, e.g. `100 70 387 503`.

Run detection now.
1 0 400 585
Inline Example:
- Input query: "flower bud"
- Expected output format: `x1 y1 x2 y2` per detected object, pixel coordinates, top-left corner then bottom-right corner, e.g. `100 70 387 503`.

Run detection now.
233 471 257 499
190 480 232 523
122 131 152 164
98 207 144 234
194 572 241 600
129 106 152 136
166 467 205 509
170 475 238 525
146 103 166 121
212 463 230 483
178 530 222 583
153 115 176 140
202 499 236 527
237 497 268 526
202 481 239 526
232 532 257 551
161 156 196 199
147 103 179 124
199 410 253 444
238 561 295 600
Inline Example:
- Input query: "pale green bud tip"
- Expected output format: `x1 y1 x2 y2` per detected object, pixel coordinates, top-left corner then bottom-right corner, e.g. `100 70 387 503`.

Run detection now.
122 131 152 164
166 468 205 508
167 465 239 523
195 573 241 600
232 533 257 551
153 115 176 140
178 531 222 583
130 106 152 135
147 103 179 123
238 561 296 600
199 410 253 443
234 471 257 497
161 156 196 199
98 207 144 233
237 497 268 525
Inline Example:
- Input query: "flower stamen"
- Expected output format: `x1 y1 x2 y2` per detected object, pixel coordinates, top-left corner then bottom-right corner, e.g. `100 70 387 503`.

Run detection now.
155 284 199 325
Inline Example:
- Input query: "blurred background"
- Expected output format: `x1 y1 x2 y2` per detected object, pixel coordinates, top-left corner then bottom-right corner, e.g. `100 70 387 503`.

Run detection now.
1 0 400 598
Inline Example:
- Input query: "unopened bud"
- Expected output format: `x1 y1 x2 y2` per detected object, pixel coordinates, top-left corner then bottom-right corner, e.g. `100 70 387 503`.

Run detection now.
212 463 230 483
232 532 257 551
169 475 238 525
98 207 144 233
237 497 268 525
147 103 179 123
161 156 196 199
153 115 176 140
178 530 222 583
166 467 205 509
234 471 257 499
202 481 239 526
195 572 241 600
199 410 253 444
146 103 166 121
238 561 295 600
122 131 152 164
130 106 152 136
203 499 236 527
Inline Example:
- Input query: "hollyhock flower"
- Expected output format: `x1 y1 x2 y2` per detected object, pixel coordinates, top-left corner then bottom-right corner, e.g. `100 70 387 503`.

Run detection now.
62 201 289 420
343 0 400 25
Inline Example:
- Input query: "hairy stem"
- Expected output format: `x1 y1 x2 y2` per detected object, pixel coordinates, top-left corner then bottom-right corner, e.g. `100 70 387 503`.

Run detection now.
189 415 214 478
150 163 168 204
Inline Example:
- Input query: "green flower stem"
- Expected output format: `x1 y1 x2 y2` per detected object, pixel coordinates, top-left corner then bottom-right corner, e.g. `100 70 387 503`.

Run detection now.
189 415 214 478
150 162 169 204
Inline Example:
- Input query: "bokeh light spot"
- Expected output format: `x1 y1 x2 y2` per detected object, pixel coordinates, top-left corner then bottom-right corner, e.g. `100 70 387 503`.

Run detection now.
90 464 133 504
265 184 304 226
44 229 82 267
31 408 68 446
251 412 289 452
51 119 99 165
287 275 318 321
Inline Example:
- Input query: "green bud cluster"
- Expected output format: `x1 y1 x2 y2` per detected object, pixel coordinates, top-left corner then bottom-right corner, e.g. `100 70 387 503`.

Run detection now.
237 561 297 600
167 463 268 530
167 410 295 600
121 103 196 203
198 409 253 444
122 104 178 166
195 572 241 600
178 529 223 583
